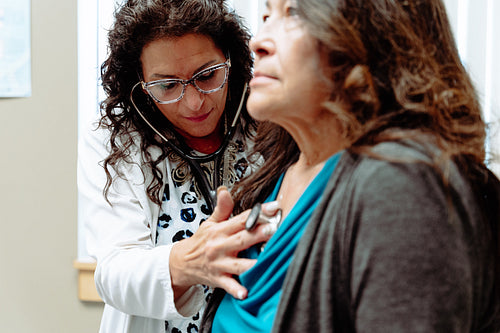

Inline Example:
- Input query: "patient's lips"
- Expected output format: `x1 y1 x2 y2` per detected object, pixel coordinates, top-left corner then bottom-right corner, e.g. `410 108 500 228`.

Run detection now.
250 70 278 87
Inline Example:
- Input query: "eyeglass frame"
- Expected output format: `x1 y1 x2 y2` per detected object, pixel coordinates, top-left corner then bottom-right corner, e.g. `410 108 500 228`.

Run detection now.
140 59 231 105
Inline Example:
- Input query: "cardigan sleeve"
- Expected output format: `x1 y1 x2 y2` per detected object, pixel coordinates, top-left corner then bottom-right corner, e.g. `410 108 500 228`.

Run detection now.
349 158 476 332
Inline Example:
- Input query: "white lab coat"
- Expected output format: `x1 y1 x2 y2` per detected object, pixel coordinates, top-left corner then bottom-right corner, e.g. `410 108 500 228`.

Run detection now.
78 119 205 333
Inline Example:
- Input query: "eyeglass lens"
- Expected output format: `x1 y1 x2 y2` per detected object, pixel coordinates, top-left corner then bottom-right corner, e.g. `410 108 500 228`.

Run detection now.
147 65 227 103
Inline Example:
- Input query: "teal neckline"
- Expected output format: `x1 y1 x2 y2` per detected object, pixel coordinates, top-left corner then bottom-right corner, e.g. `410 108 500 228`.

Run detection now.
211 151 344 333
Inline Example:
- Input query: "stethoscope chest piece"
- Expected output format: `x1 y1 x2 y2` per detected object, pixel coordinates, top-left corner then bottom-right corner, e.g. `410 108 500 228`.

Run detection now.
245 202 282 231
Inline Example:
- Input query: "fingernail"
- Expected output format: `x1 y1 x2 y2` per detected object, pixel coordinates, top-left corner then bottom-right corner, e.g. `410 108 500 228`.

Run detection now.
237 290 246 300
217 186 228 195
263 200 280 212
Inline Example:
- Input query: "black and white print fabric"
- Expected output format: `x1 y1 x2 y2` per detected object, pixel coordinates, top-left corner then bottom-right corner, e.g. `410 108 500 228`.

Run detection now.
156 137 252 333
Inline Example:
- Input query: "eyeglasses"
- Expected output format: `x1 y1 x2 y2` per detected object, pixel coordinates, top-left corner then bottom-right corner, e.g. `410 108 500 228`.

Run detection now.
141 59 231 104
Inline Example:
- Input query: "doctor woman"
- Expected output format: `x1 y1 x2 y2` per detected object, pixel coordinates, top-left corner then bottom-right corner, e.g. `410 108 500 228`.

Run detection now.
77 0 272 332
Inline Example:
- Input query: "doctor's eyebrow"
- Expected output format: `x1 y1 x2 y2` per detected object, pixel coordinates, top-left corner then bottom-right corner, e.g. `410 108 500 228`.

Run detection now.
149 59 221 80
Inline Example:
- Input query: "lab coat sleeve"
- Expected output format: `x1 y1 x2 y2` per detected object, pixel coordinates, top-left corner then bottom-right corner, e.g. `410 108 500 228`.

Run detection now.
77 120 204 320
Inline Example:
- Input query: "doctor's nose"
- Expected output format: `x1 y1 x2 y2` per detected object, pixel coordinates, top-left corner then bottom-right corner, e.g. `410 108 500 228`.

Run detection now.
183 84 204 111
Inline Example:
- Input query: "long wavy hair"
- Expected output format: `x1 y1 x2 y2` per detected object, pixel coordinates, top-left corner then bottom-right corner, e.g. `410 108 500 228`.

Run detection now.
232 0 499 324
233 0 487 209
99 0 254 206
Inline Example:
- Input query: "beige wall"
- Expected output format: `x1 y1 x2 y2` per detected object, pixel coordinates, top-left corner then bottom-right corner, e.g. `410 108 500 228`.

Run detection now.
0 0 104 332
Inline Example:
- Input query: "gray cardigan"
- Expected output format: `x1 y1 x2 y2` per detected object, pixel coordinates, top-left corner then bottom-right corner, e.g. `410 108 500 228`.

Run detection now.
203 141 500 332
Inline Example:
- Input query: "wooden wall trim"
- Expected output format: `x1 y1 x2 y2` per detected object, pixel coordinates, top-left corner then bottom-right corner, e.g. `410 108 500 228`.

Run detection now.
73 260 102 302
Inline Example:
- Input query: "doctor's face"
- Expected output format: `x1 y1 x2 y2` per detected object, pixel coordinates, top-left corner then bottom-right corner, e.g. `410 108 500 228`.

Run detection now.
140 33 228 143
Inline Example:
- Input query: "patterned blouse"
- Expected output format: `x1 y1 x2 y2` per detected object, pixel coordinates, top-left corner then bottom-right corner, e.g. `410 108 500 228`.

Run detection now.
155 130 255 333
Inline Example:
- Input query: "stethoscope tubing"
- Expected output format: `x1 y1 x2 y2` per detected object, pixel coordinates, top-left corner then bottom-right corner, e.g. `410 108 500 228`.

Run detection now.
129 82 248 212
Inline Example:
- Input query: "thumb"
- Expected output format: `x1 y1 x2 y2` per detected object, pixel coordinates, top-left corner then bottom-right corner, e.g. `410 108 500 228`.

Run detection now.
210 186 234 222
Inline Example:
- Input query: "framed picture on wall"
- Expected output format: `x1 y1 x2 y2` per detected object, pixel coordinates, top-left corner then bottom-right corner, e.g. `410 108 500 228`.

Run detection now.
0 0 31 97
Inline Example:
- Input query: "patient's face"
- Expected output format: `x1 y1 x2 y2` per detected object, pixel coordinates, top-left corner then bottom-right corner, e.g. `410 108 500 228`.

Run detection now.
247 0 330 126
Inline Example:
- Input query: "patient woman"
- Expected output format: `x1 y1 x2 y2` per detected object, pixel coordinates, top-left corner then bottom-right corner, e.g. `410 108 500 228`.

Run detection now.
200 0 500 332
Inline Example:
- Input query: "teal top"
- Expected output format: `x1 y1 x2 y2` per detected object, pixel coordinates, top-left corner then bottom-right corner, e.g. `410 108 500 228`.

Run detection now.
211 152 343 333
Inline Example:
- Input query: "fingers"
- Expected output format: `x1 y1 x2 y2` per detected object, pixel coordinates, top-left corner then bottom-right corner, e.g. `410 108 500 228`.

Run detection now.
260 222 278 237
174 196 282 301
207 200 281 253
212 210 250 235
261 200 281 216
211 257 257 276
211 200 282 235
212 258 258 300
217 275 248 300
221 224 272 255
210 186 234 222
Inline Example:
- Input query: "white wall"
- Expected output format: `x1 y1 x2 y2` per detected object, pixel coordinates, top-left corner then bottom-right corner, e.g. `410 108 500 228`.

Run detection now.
228 0 267 35
444 0 500 173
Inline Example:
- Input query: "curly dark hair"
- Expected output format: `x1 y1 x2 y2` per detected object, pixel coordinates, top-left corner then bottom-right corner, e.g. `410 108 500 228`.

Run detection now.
99 0 254 206
233 0 488 209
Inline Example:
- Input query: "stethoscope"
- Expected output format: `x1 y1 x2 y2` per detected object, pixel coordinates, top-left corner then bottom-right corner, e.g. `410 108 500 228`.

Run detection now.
245 202 283 251
130 81 248 213
245 202 282 231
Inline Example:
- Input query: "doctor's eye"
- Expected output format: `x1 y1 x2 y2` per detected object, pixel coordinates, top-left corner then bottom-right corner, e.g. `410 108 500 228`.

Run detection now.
196 69 216 82
158 81 179 91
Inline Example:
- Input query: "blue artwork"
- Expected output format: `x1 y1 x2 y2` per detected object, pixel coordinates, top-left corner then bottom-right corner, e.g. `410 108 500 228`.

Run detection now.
0 0 31 97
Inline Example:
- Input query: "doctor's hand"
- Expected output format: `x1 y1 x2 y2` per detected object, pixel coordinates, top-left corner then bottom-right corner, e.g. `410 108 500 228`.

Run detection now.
169 187 276 301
